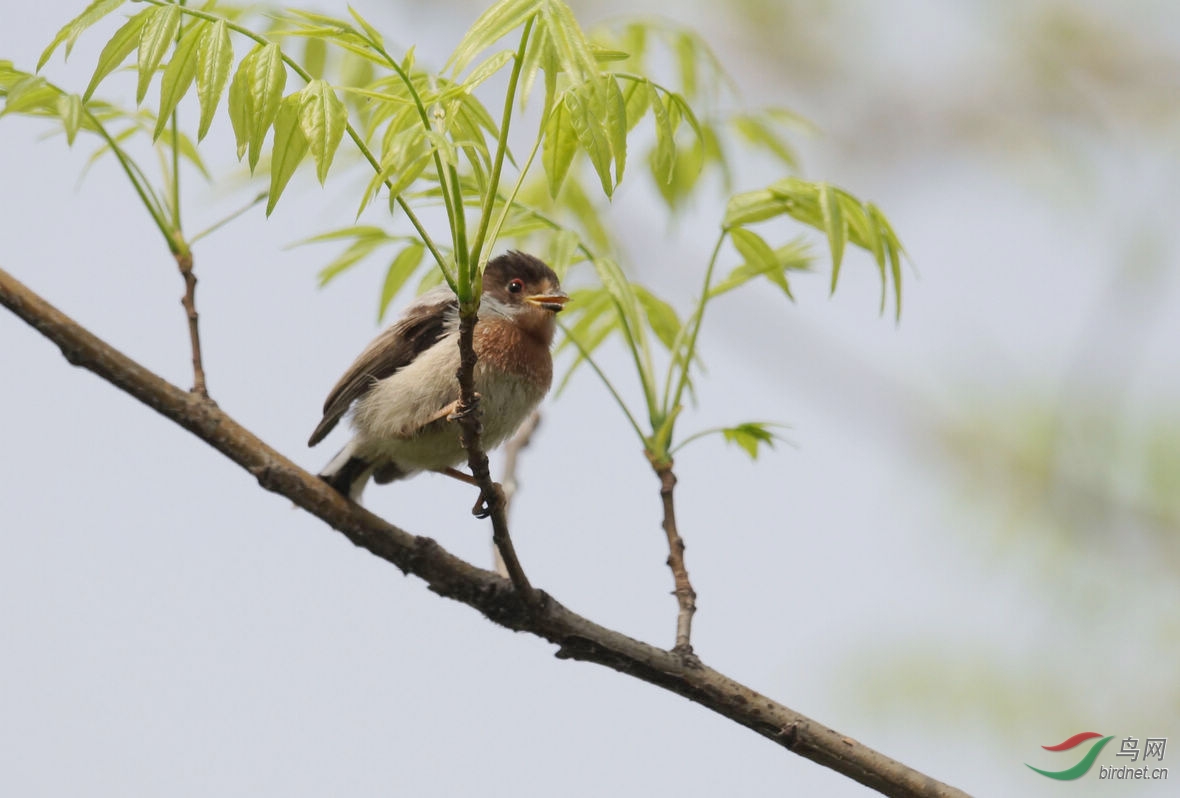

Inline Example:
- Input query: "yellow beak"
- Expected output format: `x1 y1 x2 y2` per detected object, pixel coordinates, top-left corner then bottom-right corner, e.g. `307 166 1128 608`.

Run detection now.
525 292 569 313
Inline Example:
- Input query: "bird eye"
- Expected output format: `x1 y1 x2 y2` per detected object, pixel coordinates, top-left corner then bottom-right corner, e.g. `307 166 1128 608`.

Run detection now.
508 278 524 294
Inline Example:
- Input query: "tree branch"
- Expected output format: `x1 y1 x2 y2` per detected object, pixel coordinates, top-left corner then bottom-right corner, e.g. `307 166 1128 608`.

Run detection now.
454 311 535 601
174 248 209 397
493 409 542 578
655 463 698 656
0 265 968 798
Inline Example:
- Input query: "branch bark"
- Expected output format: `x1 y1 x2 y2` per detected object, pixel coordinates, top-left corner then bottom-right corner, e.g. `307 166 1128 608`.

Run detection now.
655 463 698 656
175 248 209 397
493 409 542 578
0 265 969 798
454 311 535 601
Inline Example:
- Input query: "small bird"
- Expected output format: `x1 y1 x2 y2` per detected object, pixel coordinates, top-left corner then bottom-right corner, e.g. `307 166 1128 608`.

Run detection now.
309 250 568 502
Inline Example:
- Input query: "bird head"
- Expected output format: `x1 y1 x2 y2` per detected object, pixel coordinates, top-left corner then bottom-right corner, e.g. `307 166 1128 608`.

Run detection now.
482 251 568 341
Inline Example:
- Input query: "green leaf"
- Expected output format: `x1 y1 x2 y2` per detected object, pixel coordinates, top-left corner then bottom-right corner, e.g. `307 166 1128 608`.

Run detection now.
267 93 309 215
379 242 425 320
56 93 83 145
317 235 389 286
619 75 648 131
196 19 233 141
360 126 430 216
633 285 680 350
537 0 598 84
732 114 799 170
83 8 150 101
136 4 181 105
546 228 580 277
603 75 627 184
447 0 540 75
648 82 674 184
590 254 657 406
154 20 206 140
674 31 697 98
460 49 514 91
541 97 575 197
227 48 251 160
173 129 212 180
303 36 327 79
295 225 392 246
721 422 781 460
731 227 793 300
730 228 776 274
2 75 60 115
347 5 385 48
299 80 348 184
564 87 613 197
869 203 905 320
723 188 787 228
708 238 811 298
228 43 288 170
819 183 845 294
38 0 125 71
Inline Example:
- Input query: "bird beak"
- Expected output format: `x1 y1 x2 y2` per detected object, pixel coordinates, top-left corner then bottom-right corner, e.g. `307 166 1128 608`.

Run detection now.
525 292 569 313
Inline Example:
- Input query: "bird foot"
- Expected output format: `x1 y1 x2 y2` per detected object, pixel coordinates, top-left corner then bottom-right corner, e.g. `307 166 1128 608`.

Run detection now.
472 481 506 518
447 392 482 422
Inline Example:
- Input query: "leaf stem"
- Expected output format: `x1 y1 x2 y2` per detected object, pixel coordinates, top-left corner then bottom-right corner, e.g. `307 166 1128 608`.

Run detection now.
84 108 176 253
189 191 268 245
468 15 534 271
557 318 648 445
140 0 449 278
665 230 726 419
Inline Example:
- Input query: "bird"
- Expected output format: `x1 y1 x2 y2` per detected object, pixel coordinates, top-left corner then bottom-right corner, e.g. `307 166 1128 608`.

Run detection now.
308 250 568 503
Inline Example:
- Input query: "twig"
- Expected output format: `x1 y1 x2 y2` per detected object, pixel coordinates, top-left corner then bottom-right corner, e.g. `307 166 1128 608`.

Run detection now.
174 248 209 398
493 410 543 577
454 312 536 602
655 463 698 656
0 265 970 798
501 410 541 509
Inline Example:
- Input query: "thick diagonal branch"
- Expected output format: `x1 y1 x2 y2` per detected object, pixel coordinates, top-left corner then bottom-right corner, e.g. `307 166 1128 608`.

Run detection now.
0 266 969 798
656 464 697 655
454 311 535 601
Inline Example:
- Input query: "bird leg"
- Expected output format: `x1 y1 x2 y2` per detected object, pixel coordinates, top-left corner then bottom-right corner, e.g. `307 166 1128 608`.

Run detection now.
433 466 501 518
415 392 483 431
435 466 479 486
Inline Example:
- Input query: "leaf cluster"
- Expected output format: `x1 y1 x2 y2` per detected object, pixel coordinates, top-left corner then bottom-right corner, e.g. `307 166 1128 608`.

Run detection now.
5 0 907 466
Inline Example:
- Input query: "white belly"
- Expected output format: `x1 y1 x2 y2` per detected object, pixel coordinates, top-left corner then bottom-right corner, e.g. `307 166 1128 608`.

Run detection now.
348 335 546 474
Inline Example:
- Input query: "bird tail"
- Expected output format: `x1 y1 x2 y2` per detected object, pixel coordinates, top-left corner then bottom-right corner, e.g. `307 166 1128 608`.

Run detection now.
319 440 375 502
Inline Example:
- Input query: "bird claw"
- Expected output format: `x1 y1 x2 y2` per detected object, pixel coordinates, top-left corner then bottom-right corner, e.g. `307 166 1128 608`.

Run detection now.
447 392 482 422
471 481 505 518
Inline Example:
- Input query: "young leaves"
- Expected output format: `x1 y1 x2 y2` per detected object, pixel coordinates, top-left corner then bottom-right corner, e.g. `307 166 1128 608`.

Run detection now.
37 0 126 71
266 80 349 213
136 4 182 105
228 43 287 170
267 93 308 215
154 20 206 139
196 20 233 141
379 242 426 320
723 178 906 318
720 422 782 460
84 9 150 101
300 79 347 183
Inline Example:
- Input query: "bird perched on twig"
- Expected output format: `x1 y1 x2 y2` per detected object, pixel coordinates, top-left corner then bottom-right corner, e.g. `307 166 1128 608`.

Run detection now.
309 251 568 502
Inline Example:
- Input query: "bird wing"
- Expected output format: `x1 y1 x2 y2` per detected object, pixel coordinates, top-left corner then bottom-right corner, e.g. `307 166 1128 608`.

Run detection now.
308 288 457 446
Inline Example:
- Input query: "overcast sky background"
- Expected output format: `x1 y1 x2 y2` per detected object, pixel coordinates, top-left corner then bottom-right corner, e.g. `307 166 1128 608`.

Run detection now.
2 1 1177 796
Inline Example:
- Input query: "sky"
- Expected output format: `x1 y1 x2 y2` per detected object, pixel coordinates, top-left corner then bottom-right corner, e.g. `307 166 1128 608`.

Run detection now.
2 1 1177 796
